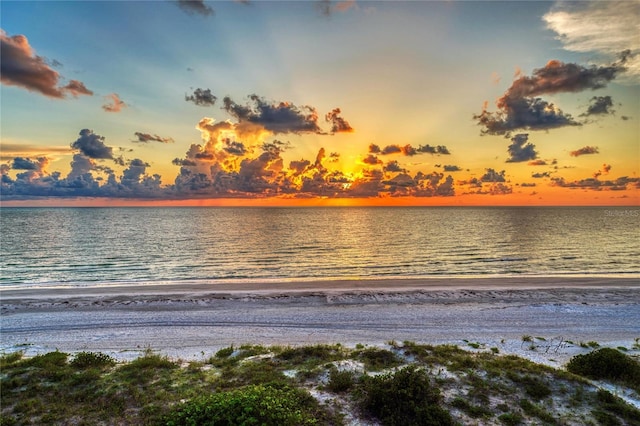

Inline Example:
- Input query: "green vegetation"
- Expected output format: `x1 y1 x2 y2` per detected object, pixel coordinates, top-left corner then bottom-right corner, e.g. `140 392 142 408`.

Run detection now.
2 342 640 425
358 366 454 426
163 384 324 426
567 348 640 392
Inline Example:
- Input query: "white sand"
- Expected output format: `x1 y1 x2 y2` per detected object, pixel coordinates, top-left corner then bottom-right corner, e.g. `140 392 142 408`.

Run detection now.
2 277 639 366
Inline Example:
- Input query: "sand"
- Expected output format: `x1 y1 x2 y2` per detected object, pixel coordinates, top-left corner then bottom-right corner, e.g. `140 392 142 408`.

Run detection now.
1 276 639 367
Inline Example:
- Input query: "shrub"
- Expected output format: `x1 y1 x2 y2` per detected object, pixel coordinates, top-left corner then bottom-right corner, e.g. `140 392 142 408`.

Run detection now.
215 346 234 358
566 348 640 391
71 352 116 369
357 348 401 371
358 366 454 426
498 412 524 425
327 369 355 393
24 351 68 368
162 384 320 425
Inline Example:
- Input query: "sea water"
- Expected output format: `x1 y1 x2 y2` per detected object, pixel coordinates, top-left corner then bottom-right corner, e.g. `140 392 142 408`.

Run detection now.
1 207 638 288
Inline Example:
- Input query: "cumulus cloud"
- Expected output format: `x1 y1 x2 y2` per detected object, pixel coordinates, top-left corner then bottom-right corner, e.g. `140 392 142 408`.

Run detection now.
383 160 404 173
581 95 615 117
552 175 639 191
325 108 354 133
480 168 506 183
362 154 382 165
0 30 92 99
443 165 462 172
543 1 640 82
532 171 551 178
133 132 174 144
570 146 599 157
11 157 48 171
506 133 538 163
102 93 126 113
222 94 325 134
177 0 214 16
70 129 113 159
475 58 625 135
378 144 450 156
528 159 547 166
185 88 217 106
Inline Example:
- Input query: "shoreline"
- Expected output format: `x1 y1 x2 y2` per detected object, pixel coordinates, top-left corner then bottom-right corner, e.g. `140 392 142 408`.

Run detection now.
2 277 639 365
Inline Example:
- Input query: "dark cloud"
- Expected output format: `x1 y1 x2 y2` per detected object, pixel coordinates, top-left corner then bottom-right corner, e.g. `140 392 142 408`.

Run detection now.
325 108 354 133
11 157 47 171
0 30 92 99
581 95 615 116
222 94 324 134
185 88 217 106
102 93 126 113
363 154 382 165
506 133 538 163
177 0 214 16
383 160 404 173
381 145 402 155
70 129 113 159
222 138 247 156
172 158 197 167
480 168 506 183
443 165 462 172
475 59 624 135
621 115 631 121
289 159 311 174
369 144 381 154
570 146 599 157
416 144 451 155
552 175 639 191
532 172 551 178
134 132 174 144
520 182 536 187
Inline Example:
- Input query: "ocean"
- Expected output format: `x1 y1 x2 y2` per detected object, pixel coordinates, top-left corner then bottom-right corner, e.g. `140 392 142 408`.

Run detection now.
1 206 638 288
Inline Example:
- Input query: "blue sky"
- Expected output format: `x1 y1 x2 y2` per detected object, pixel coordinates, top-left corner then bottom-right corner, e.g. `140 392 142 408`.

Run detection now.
1 0 638 205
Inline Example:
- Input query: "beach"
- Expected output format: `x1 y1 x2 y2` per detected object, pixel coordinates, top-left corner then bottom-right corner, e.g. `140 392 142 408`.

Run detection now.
2 277 639 366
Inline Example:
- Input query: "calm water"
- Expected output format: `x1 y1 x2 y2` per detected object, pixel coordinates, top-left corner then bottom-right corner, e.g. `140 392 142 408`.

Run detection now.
1 207 638 288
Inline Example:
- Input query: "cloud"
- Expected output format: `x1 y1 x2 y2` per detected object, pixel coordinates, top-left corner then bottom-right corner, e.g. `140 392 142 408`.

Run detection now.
383 160 404 173
177 0 214 16
543 1 640 82
362 154 382 165
378 144 450 156
552 175 639 191
0 30 92 99
185 88 217 106
70 129 113 159
475 58 625 135
528 159 547 166
443 165 462 172
570 146 599 157
11 157 48 171
102 93 126 112
532 171 551 178
581 95 615 117
133 132 174 144
222 94 325 134
325 108 354 133
506 133 538 163
480 168 506 183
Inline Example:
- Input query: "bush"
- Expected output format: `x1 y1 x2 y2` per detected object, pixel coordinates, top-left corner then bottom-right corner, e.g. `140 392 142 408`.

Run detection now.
357 348 401 371
215 346 234 358
358 366 454 426
71 352 116 369
566 348 640 391
162 384 320 425
327 369 355 393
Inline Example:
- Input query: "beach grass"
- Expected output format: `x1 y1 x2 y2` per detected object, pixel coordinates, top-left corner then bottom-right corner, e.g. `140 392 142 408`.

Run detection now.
1 342 639 425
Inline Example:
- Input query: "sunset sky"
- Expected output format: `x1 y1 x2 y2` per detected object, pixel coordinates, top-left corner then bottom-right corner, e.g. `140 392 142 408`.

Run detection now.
1 0 639 206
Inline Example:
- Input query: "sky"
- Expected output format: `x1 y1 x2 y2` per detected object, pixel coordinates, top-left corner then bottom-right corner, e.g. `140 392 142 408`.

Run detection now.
1 0 639 206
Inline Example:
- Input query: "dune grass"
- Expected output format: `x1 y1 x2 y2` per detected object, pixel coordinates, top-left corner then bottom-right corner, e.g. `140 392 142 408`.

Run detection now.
1 342 639 425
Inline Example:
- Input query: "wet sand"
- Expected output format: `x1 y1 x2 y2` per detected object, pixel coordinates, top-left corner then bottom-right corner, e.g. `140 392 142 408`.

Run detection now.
1 277 639 364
